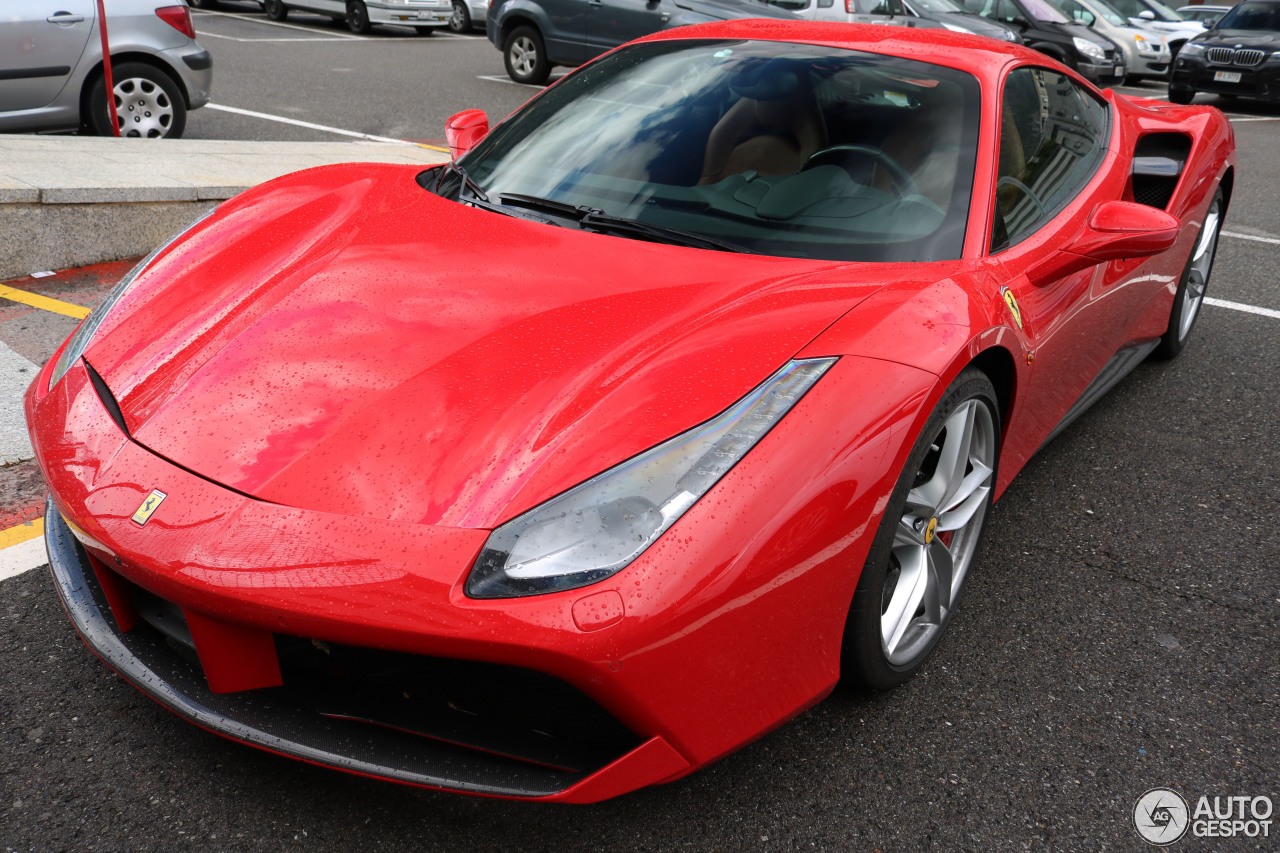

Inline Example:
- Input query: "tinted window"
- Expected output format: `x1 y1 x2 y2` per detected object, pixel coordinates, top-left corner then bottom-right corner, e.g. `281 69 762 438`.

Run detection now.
1217 1 1280 30
992 67 1110 251
449 40 982 263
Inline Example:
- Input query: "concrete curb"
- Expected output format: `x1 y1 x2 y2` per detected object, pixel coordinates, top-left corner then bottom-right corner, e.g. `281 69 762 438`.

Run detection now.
0 135 449 279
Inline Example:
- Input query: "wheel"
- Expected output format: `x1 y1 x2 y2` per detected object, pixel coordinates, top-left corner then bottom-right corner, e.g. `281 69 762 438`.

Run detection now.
842 367 1000 690
187 0 219 8
504 25 550 85
448 0 471 33
1126 74 1143 85
346 0 371 33
85 62 187 139
1154 187 1222 359
264 0 288 20
414 25 434 35
1168 86 1195 104
802 144 920 198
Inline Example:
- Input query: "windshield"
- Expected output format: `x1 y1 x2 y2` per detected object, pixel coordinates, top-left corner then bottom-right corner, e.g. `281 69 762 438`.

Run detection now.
911 0 970 13
1216 0 1280 29
1079 0 1130 26
1022 0 1073 22
1144 0 1185 20
444 40 981 263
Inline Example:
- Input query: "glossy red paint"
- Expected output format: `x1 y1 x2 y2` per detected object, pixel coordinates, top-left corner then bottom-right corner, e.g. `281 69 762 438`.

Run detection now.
25 23 1236 801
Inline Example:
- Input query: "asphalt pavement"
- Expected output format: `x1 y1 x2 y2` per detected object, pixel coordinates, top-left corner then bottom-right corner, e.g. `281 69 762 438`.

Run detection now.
2 12 1279 852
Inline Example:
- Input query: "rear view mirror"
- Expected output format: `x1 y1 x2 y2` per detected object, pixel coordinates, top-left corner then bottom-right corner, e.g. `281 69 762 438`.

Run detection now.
1138 9 1155 19
445 109 489 161
1033 200 1180 280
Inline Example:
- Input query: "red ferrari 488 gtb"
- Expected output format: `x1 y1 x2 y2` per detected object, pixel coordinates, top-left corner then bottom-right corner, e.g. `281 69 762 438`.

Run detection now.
27 22 1234 802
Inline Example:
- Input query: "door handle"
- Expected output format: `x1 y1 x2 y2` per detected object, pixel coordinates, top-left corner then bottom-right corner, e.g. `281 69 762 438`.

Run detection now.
47 13 86 22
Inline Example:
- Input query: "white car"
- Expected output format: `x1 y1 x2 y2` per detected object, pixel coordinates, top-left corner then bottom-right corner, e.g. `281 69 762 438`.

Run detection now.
1052 0 1173 79
261 0 452 33
1107 0 1205 53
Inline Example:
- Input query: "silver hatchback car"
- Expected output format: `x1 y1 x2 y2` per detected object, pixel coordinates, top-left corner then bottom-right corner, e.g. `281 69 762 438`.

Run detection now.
0 0 212 138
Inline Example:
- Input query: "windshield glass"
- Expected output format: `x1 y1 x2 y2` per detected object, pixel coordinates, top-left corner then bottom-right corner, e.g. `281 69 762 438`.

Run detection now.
447 40 981 263
1145 0 1186 20
911 0 970 13
1216 0 1280 29
1022 0 1073 22
1083 0 1130 26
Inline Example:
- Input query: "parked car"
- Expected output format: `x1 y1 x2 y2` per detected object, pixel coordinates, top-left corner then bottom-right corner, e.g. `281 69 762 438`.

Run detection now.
0 0 211 138
962 0 1127 85
768 0 1023 42
1177 3 1232 25
1106 0 1203 52
30 22 1234 803
262 0 452 34
486 0 795 84
1050 0 1173 79
1169 0 1280 102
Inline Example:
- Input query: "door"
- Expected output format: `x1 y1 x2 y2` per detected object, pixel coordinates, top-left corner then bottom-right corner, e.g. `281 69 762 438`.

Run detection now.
0 0 96 112
586 0 666 53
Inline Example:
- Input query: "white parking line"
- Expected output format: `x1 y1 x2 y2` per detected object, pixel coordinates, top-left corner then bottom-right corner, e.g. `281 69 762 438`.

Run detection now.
205 103 416 145
1205 297 1280 320
197 32 359 42
0 536 45 582
1227 116 1280 123
192 8 363 38
192 8 474 40
1222 230 1280 245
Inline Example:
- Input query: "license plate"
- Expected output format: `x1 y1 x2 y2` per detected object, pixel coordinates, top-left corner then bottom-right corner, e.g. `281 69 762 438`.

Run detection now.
1214 70 1242 83
1115 64 1124 77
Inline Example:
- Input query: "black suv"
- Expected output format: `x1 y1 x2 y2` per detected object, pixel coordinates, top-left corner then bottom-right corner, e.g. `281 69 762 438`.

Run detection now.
963 0 1126 85
488 0 795 84
1169 0 1280 103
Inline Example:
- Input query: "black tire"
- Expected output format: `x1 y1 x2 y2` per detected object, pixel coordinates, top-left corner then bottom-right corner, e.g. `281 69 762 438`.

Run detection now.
347 0 372 33
84 61 187 139
188 0 219 8
448 0 471 33
842 367 1001 690
503 25 550 85
1154 187 1223 359
1126 74 1143 85
264 0 288 20
1168 86 1195 104
414 25 434 35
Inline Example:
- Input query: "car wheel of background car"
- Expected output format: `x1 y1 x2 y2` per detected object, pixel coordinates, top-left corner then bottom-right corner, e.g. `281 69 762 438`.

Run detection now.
504 26 550 85
85 62 187 139
264 0 288 20
1168 86 1195 104
1126 73 1143 84
187 0 218 7
448 0 471 32
347 0 372 33
842 367 1000 690
1155 187 1222 359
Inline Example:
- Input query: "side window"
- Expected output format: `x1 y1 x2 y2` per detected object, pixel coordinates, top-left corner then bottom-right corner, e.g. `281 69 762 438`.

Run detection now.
993 0 1022 22
992 67 1110 251
857 0 903 13
1109 0 1138 15
1060 0 1094 24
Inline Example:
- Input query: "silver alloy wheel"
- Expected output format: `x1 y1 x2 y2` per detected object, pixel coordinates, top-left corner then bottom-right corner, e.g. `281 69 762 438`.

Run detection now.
509 35 538 78
1178 198 1221 341
881 398 995 665
113 77 174 138
449 0 467 30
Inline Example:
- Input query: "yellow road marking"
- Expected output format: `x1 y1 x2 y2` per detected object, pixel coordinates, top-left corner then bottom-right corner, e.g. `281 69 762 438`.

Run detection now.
0 285 90 319
0 517 44 550
417 143 450 153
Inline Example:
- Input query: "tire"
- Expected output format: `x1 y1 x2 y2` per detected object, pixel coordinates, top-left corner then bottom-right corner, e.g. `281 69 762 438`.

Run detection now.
1168 86 1195 104
1126 74 1143 85
85 61 187 139
264 0 288 20
188 0 219 8
842 367 1001 690
448 0 471 33
347 0 372 33
1154 187 1223 359
503 25 550 85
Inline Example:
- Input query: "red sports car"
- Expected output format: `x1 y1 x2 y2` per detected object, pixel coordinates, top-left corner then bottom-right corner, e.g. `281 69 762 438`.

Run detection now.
27 22 1234 802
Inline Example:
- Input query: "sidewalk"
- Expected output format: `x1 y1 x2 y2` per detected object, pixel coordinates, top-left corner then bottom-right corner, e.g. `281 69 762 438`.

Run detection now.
0 135 450 280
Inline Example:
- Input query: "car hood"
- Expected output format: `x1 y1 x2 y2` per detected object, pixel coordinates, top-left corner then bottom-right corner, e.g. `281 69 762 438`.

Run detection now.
1196 28 1280 44
85 164 904 529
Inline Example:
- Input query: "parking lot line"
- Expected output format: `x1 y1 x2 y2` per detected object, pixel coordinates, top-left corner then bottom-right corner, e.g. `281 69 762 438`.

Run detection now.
1205 296 1280 320
0 518 46 583
192 8 363 38
1223 230 1280 245
205 104 443 147
0 285 89 319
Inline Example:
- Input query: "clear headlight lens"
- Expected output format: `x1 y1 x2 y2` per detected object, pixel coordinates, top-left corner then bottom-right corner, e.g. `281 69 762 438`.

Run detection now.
1179 41 1206 55
1074 36 1107 63
942 22 975 34
465 358 838 599
1134 34 1160 53
48 209 214 391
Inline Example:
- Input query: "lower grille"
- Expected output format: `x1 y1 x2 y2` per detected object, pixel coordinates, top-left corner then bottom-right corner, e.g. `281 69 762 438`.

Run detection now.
46 505 643 797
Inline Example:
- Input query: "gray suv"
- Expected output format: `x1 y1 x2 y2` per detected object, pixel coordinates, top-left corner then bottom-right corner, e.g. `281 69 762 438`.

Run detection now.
488 0 796 84
0 0 212 138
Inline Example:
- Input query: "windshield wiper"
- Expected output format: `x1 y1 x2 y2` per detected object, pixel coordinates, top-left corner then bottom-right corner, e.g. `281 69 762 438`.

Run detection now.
499 193 601 220
447 162 491 204
577 211 747 253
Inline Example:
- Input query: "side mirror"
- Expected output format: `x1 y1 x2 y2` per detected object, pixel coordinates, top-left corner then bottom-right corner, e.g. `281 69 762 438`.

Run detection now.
445 109 488 161
1138 9 1155 19
1033 201 1180 280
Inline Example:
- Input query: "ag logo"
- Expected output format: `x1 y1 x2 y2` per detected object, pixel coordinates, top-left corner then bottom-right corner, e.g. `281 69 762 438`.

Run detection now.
1001 287 1023 330
131 489 167 526
1134 788 1190 845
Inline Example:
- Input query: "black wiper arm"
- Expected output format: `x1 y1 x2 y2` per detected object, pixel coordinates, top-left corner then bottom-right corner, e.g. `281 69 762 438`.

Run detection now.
499 193 602 221
578 212 747 253
448 161 490 204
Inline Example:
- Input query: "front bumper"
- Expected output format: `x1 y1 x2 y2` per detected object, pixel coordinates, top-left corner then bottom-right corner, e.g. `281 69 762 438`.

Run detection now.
1171 54 1280 101
1077 58 1127 88
366 0 452 27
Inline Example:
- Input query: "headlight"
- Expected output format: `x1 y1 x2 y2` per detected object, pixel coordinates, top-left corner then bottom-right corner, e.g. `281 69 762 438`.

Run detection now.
465 358 838 599
1179 41 1206 55
1134 34 1160 53
48 209 213 391
942 22 975 34
1073 36 1107 63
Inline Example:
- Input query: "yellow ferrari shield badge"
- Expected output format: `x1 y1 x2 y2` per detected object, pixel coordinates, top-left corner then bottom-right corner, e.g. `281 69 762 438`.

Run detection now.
1001 287 1024 330
131 489 167 526
925 516 938 544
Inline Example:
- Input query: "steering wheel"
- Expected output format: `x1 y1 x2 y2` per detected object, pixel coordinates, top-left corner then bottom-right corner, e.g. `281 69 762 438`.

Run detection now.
801 144 920 198
995 175 1047 218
